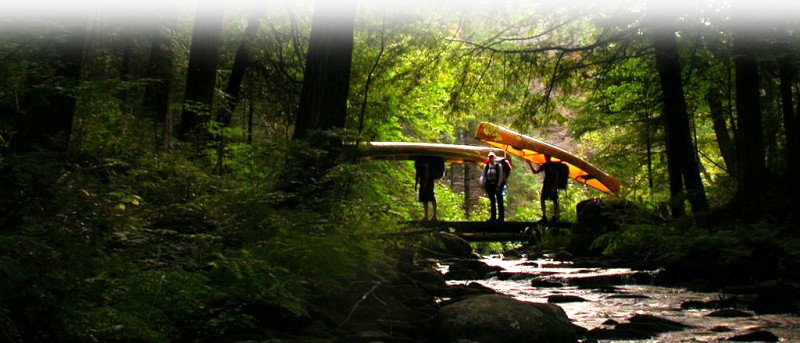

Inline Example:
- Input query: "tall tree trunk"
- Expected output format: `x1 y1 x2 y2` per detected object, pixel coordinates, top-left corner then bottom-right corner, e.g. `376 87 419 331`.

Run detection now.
216 11 262 127
178 0 225 142
652 26 710 216
117 36 135 115
705 86 737 175
247 99 254 144
292 0 356 146
12 21 86 153
777 40 800 196
143 20 175 148
732 30 766 206
762 79 781 172
644 110 654 202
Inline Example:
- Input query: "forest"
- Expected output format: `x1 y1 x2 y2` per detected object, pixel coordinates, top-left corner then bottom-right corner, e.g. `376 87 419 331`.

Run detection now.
1 0 799 341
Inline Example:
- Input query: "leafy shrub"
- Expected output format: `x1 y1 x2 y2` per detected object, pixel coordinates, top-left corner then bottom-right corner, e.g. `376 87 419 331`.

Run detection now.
592 223 679 260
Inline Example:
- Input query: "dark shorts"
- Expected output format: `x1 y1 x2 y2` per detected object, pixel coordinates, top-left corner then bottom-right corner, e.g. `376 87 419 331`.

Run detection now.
484 182 500 194
419 182 435 202
541 181 559 201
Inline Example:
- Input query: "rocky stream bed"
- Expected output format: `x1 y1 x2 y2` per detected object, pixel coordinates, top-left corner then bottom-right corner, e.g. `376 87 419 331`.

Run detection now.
440 253 800 342
226 232 800 343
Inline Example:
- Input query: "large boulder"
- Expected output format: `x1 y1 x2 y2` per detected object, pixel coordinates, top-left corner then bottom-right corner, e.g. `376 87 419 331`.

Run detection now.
443 258 504 280
435 231 474 258
571 198 661 256
429 294 577 343
420 231 474 259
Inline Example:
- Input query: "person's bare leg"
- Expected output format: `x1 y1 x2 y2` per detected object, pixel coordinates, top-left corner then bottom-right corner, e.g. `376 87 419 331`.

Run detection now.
422 202 430 221
540 197 547 221
553 198 560 222
431 199 438 221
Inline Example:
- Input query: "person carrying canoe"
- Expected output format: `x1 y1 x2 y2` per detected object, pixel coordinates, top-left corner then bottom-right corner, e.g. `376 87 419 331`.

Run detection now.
414 155 445 221
481 152 506 222
532 154 568 222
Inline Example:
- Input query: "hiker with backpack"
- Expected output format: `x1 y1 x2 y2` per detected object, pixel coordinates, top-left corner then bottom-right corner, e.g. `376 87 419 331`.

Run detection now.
532 154 568 223
414 155 445 221
481 152 507 222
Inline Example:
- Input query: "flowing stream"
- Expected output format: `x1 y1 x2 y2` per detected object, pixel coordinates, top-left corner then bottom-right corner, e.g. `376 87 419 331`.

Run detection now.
444 255 800 342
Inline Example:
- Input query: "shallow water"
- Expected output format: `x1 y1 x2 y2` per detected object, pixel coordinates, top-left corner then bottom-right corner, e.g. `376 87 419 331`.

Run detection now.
444 256 800 342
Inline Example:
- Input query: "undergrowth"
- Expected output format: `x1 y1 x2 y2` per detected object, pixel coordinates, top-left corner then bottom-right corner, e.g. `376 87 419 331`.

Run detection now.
0 142 398 342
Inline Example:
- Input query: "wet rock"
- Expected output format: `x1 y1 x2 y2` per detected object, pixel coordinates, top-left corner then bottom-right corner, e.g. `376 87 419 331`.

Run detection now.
680 300 708 310
586 314 690 341
707 309 753 318
525 251 546 260
444 268 481 280
488 271 511 280
578 285 618 293
711 325 734 332
431 232 473 259
681 297 748 310
614 322 672 335
551 250 574 261
601 319 619 326
681 300 706 310
408 268 448 295
443 259 504 280
531 278 564 288
562 271 655 287
626 314 692 333
571 269 596 274
606 294 651 299
495 271 539 281
547 295 587 303
443 282 496 299
725 330 779 342
429 294 577 343
502 249 524 260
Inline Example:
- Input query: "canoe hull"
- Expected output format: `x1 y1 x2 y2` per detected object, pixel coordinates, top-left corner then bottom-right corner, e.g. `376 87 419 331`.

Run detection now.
475 122 620 194
357 142 505 165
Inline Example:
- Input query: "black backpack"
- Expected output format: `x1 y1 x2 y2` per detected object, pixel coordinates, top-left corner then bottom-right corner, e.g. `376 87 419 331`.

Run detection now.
415 156 445 181
556 162 569 189
497 157 512 179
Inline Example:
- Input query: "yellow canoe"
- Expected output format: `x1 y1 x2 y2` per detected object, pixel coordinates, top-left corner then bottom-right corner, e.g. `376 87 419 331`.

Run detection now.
357 142 505 165
475 122 620 194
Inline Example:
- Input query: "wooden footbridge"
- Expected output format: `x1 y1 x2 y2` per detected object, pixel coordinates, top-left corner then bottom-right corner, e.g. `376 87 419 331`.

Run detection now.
405 220 573 244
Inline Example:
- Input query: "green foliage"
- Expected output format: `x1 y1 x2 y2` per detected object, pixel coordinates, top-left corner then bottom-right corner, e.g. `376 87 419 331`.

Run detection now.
67 270 210 342
472 241 521 256
592 223 679 260
432 183 467 221
536 228 574 252
209 250 307 316
0 138 392 341
588 216 800 280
